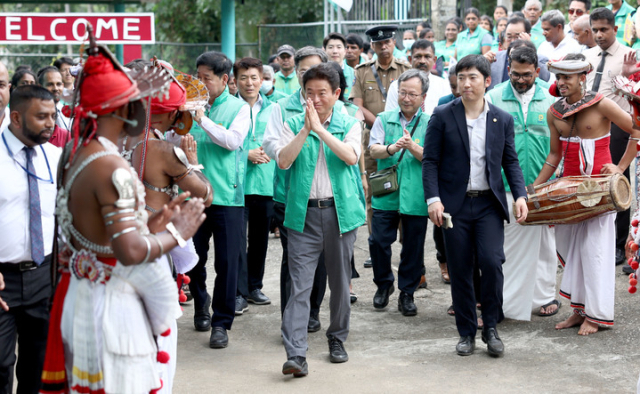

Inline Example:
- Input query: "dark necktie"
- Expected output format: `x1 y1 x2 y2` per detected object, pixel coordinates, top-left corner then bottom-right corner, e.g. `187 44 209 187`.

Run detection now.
592 51 608 92
25 147 44 265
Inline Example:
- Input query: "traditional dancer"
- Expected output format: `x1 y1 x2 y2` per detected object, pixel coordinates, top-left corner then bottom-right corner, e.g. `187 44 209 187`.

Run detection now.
40 30 206 393
533 54 640 335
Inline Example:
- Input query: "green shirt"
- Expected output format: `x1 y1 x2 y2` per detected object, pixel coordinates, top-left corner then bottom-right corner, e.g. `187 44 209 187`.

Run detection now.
607 1 636 46
342 60 356 99
530 21 545 49
266 88 288 103
455 27 490 59
274 71 300 96
434 40 456 63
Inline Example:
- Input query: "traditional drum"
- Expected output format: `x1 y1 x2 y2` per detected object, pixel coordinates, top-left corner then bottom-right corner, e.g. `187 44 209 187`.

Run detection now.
520 174 631 225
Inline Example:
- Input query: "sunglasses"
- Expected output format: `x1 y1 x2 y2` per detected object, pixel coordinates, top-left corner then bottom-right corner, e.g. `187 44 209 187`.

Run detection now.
568 8 585 16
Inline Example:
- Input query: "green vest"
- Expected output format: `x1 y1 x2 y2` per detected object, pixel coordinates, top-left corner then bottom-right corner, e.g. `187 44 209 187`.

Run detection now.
434 40 456 63
283 110 366 233
608 2 635 46
190 87 248 206
274 71 300 95
243 93 276 196
455 27 489 59
266 88 288 103
530 21 545 49
371 110 430 216
273 90 305 204
342 61 356 99
486 79 554 191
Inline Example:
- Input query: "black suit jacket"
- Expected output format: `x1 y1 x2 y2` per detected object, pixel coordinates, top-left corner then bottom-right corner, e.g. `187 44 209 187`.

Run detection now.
422 97 526 222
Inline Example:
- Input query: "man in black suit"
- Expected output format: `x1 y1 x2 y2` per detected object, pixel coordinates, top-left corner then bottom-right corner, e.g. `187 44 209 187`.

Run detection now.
422 55 528 357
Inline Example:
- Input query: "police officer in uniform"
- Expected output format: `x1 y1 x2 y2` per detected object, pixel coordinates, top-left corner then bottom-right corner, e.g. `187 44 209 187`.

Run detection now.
350 25 410 268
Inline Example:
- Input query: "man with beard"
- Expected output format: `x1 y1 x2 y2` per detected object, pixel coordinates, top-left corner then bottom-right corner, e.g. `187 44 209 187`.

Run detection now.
486 45 560 320
37 66 70 147
0 85 59 394
534 54 640 335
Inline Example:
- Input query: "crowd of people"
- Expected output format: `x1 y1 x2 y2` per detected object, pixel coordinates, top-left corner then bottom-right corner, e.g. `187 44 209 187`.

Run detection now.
1 2 640 392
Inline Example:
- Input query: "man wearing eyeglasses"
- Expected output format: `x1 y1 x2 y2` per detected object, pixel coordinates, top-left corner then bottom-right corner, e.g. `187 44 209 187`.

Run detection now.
485 45 560 321
566 0 591 39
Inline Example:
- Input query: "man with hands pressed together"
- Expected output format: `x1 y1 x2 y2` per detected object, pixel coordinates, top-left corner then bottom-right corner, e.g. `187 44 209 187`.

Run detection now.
422 55 528 358
274 63 364 377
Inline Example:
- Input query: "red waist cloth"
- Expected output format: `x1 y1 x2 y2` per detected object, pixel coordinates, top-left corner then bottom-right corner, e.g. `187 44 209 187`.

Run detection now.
561 136 612 176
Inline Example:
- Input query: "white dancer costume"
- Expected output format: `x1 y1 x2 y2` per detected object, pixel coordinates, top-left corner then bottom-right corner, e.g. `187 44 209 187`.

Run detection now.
555 134 616 326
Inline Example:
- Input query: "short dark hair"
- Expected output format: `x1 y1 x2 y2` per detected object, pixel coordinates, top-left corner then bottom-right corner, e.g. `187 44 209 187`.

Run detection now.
446 18 461 30
418 28 433 39
508 38 538 54
481 15 494 33
9 85 55 115
323 32 347 48
327 61 348 101
509 45 539 67
37 66 60 86
233 57 263 78
404 30 417 39
590 7 615 27
465 7 481 19
455 54 491 79
571 0 592 11
196 51 233 78
512 11 525 18
53 56 74 69
10 68 37 93
411 39 435 55
507 16 532 34
346 33 364 49
495 5 509 14
302 63 340 92
294 46 328 69
418 21 431 30
268 54 278 64
269 62 281 73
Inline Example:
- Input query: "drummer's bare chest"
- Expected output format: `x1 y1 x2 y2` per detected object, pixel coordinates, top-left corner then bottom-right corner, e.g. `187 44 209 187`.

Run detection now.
554 109 609 140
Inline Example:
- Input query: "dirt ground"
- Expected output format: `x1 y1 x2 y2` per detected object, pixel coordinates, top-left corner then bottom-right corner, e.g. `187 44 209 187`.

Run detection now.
173 225 640 394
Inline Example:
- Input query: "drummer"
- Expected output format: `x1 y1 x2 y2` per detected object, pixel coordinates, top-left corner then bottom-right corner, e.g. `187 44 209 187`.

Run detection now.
533 53 640 336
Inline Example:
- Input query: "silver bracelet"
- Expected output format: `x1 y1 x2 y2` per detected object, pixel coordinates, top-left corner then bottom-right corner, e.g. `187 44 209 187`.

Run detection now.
103 208 135 220
545 161 558 169
111 226 137 241
140 236 152 264
105 216 137 226
148 233 164 256
203 184 211 202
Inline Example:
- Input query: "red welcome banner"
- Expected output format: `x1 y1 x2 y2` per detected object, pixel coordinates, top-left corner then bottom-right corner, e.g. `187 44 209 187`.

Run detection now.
0 13 155 44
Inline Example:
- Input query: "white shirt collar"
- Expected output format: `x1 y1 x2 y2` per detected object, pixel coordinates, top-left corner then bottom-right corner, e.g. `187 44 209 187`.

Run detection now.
512 84 536 102
2 126 33 158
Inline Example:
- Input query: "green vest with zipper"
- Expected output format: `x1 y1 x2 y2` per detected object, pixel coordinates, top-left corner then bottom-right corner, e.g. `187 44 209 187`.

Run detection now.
486 79 554 192
189 87 248 206
273 90 305 204
283 110 365 233
243 92 276 196
371 109 430 216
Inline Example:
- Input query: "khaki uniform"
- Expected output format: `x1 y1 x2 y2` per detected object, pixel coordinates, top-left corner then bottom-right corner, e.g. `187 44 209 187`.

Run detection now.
350 57 410 233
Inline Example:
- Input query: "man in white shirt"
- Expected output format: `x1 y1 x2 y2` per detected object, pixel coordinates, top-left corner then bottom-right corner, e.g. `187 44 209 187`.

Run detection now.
37 66 71 131
384 39 451 115
538 10 582 64
573 14 597 51
0 84 61 394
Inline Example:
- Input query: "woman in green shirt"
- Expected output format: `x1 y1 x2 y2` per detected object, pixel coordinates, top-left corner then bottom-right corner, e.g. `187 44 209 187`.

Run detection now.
454 7 491 60
434 19 459 67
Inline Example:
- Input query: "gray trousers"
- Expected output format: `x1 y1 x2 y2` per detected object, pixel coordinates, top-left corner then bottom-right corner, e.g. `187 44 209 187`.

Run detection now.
281 205 357 358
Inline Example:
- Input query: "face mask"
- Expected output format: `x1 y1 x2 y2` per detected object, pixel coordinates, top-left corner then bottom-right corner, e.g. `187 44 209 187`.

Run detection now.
403 40 415 50
260 80 273 95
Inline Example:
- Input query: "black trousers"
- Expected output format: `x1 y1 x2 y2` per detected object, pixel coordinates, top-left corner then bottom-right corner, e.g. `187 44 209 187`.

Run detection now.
433 225 447 264
0 259 51 394
273 202 327 318
237 195 273 297
369 209 428 294
443 195 505 337
189 205 244 330
610 123 631 253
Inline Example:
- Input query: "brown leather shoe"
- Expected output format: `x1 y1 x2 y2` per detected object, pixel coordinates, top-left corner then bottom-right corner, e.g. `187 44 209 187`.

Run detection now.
439 263 450 284
417 274 427 289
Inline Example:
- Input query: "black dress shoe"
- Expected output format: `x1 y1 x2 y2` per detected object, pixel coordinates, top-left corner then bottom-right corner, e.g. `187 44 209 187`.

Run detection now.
456 336 475 356
328 335 349 363
398 292 417 316
363 257 373 268
209 327 229 349
623 264 635 275
481 327 504 357
615 249 626 266
282 356 308 377
308 315 321 333
194 294 212 332
373 285 394 309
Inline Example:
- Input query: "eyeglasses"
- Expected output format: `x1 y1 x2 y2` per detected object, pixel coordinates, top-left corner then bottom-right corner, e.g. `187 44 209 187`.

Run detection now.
398 91 421 100
568 8 585 16
509 72 535 81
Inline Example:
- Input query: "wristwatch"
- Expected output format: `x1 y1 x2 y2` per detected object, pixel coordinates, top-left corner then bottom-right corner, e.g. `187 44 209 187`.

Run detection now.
361 171 367 176
166 222 187 248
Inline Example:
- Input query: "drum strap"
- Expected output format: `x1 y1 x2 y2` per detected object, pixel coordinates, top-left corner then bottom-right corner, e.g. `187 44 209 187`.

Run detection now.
527 184 540 209
560 116 577 178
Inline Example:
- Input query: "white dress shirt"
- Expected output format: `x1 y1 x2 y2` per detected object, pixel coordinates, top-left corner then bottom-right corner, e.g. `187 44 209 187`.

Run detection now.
537 35 582 62
486 84 536 122
384 74 452 116
0 108 9 130
197 102 251 151
55 101 71 130
0 127 61 263
239 93 265 137
585 40 634 112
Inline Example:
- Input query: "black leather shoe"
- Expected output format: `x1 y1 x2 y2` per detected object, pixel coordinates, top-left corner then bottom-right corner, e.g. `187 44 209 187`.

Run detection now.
373 285 394 309
282 356 308 377
209 327 228 349
616 249 626 266
481 327 504 357
623 264 635 275
456 336 475 356
328 335 349 363
194 294 212 332
363 257 373 268
247 289 271 305
398 292 417 316
308 315 321 333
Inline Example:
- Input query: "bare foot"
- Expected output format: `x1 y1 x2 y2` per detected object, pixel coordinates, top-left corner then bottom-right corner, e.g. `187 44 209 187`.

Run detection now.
578 319 599 336
555 313 585 330
477 316 484 328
